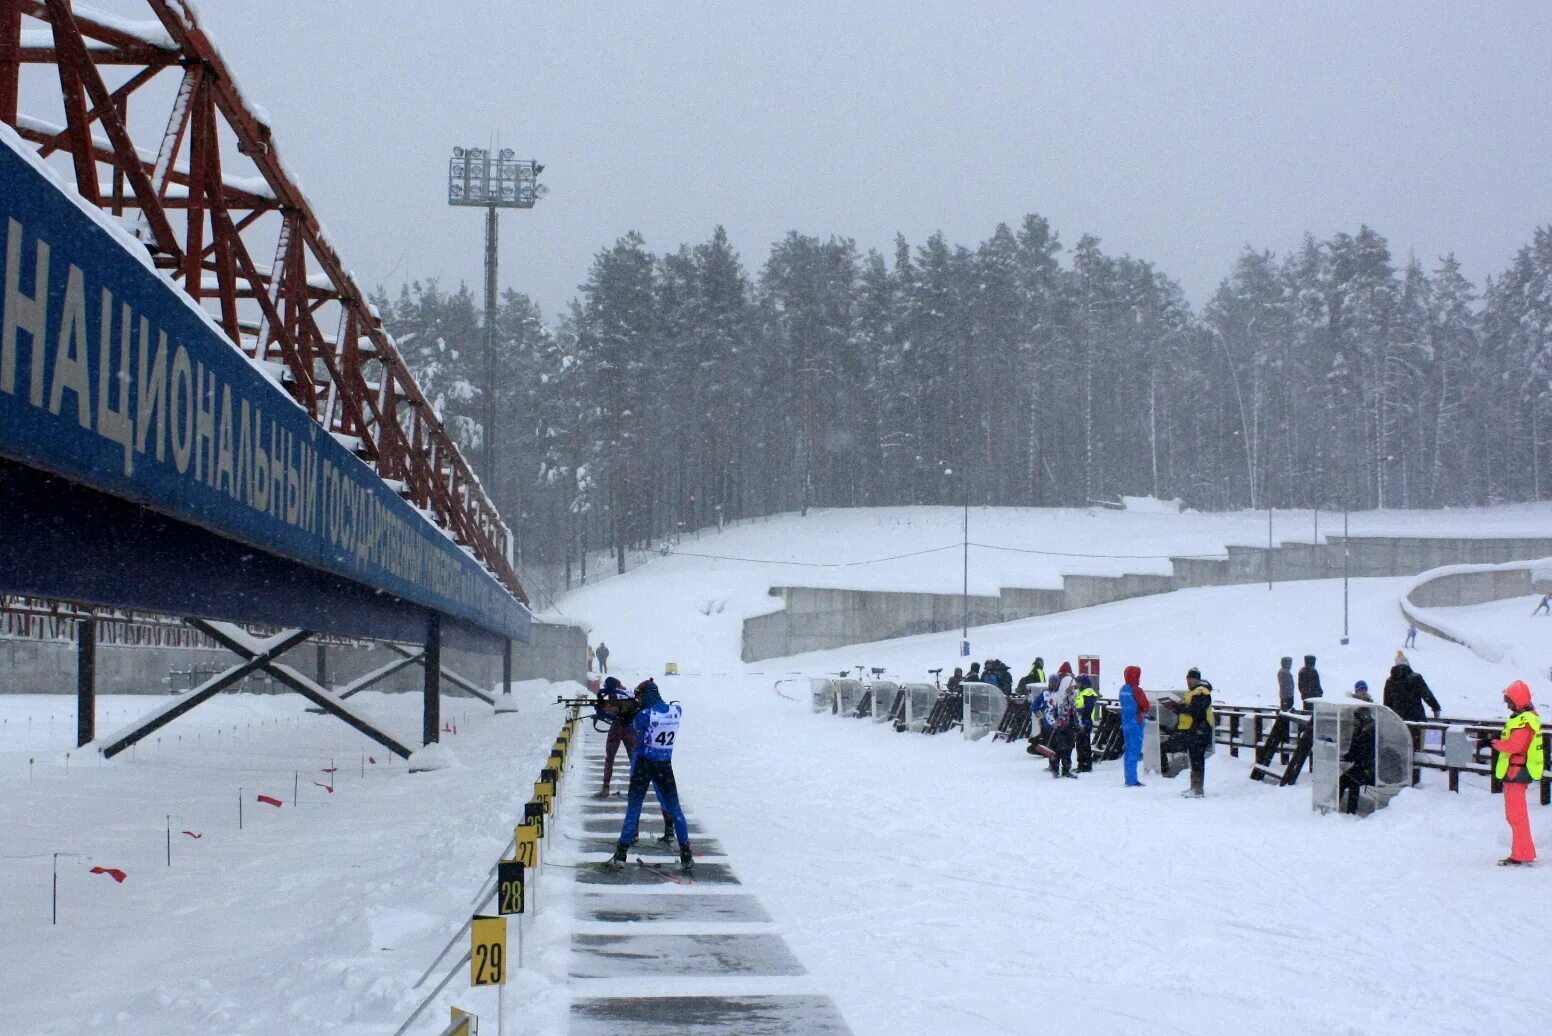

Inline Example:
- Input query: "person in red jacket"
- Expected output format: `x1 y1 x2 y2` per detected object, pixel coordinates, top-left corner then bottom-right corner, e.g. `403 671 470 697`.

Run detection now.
1488 680 1543 866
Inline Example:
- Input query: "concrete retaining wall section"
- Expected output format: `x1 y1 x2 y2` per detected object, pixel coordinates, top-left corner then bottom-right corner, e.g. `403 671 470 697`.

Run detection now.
1406 568 1533 608
742 533 1552 663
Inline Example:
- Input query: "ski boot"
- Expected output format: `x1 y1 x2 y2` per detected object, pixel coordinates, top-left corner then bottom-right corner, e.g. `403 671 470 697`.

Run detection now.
594 787 611 800
654 827 677 849
601 843 628 871
679 843 695 875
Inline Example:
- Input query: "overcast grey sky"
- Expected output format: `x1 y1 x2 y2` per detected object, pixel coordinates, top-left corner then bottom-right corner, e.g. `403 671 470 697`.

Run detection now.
188 0 1551 318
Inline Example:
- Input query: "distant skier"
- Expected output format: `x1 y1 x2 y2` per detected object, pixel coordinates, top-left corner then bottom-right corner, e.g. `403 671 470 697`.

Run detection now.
1487 680 1541 866
1297 655 1323 709
1119 665 1150 787
1534 594 1552 616
1074 674 1099 773
606 679 693 874
1404 623 1418 649
1276 657 1295 712
595 642 610 674
1161 667 1214 798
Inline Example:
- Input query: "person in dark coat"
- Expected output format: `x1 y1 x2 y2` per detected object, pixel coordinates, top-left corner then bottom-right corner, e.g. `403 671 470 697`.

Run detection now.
1339 708 1377 814
1383 663 1441 722
946 667 964 693
1297 655 1323 708
1016 659 1047 695
1277 657 1295 712
595 642 610 674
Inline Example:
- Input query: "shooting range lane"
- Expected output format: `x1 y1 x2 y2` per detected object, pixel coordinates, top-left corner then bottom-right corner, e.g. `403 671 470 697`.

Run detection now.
564 726 853 1034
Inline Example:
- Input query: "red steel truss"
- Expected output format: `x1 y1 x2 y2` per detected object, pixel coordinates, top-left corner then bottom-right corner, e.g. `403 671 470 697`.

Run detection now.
0 0 526 603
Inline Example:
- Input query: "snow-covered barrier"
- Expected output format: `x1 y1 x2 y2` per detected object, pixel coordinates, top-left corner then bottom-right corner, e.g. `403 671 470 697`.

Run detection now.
899 683 941 733
833 679 866 717
810 679 836 714
869 681 901 722
1399 557 1552 662
960 681 1008 741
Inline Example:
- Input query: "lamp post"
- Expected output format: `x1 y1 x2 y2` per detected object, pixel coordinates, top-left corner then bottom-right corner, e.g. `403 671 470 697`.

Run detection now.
446 145 544 513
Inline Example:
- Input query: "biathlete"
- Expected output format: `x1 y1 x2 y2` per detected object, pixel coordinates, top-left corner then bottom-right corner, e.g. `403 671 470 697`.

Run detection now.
594 677 636 798
606 679 694 874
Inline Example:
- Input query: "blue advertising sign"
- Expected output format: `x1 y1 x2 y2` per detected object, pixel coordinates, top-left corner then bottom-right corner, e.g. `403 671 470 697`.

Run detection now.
0 126 528 642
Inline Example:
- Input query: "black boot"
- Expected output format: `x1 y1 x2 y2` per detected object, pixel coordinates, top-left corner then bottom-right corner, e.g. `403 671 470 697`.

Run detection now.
679 843 695 874
655 827 677 848
603 842 628 870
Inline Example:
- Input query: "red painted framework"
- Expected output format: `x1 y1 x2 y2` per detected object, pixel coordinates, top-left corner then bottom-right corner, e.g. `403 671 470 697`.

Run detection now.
0 0 525 604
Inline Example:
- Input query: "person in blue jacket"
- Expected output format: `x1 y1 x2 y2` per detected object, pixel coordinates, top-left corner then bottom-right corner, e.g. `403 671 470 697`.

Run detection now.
607 679 694 873
1119 664 1150 787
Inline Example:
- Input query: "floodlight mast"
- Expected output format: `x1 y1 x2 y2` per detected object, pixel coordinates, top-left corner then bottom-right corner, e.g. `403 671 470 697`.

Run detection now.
447 146 544 526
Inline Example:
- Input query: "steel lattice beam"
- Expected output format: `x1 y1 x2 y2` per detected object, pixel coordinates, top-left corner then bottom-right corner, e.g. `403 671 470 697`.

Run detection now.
2 0 525 602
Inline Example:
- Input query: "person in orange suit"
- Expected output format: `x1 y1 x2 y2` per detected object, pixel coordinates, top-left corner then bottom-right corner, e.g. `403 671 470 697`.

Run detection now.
1488 680 1543 866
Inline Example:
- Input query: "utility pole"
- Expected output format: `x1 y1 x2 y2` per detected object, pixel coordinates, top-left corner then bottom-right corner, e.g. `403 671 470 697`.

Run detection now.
961 472 970 658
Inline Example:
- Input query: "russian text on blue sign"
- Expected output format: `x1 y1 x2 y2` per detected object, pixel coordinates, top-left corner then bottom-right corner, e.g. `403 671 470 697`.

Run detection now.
0 131 527 641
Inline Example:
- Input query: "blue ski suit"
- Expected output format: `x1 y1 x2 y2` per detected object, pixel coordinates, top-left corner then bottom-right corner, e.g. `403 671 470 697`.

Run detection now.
1119 666 1148 786
618 682 691 847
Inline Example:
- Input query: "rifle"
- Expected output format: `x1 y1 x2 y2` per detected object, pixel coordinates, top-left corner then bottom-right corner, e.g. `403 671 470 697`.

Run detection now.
555 694 642 732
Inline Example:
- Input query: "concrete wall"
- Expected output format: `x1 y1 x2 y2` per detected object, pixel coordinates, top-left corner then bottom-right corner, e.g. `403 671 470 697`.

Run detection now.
0 620 589 696
999 587 1065 622
742 534 1552 662
1406 568 1534 608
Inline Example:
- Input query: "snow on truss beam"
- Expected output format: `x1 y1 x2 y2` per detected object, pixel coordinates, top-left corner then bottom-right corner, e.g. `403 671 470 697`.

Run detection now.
2 0 526 604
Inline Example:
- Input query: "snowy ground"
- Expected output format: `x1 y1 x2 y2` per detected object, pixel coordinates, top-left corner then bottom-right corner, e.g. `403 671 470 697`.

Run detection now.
667 669 1545 1036
0 684 583 1035
7 503 1550 1034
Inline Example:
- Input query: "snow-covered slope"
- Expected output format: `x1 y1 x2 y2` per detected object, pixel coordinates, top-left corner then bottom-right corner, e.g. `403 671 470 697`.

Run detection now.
550 503 1552 712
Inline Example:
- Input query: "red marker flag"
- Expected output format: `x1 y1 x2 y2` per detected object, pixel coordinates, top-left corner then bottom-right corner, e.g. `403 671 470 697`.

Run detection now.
181 831 202 839
313 782 335 794
257 794 283 807
90 866 127 883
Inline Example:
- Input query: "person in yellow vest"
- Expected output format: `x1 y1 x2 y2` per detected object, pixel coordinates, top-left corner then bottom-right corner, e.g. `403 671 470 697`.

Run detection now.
1488 680 1543 866
1162 667 1215 798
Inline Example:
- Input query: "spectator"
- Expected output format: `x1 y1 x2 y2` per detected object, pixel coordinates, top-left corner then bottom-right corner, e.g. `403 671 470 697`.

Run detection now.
1339 707 1377 814
1488 680 1541 866
595 642 610 674
1351 680 1373 703
1162 667 1214 798
1042 670 1079 779
1074 675 1099 772
1119 665 1150 787
1276 657 1295 712
946 667 964 693
1297 655 1323 708
1016 659 1047 695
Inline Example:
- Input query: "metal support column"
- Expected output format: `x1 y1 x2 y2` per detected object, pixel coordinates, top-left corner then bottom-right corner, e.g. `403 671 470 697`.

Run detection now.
494 635 517 714
423 613 441 745
483 202 499 505
315 642 328 690
76 616 95 747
